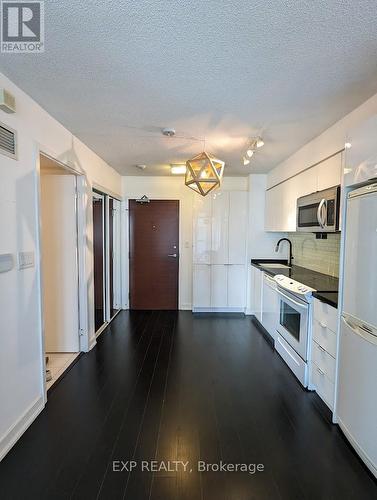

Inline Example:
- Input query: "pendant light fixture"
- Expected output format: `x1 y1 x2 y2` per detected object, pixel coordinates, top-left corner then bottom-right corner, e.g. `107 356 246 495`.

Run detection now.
185 151 225 196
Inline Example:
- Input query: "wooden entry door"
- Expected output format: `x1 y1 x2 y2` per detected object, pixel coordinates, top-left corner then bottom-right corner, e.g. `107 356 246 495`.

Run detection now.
129 199 179 310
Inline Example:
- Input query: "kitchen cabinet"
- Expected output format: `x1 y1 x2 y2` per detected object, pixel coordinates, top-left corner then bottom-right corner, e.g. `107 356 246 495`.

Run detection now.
228 265 247 308
210 265 228 307
192 191 248 312
261 274 279 340
193 264 211 308
316 154 342 191
193 196 212 264
265 152 342 232
211 193 229 264
193 263 246 310
250 266 263 322
228 192 248 264
309 298 338 410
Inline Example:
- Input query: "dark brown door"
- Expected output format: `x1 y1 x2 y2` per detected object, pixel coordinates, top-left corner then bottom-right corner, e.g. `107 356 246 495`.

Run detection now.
129 199 179 310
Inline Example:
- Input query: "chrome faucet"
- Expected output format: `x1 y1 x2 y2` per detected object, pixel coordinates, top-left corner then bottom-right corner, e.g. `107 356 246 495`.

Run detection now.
275 238 294 267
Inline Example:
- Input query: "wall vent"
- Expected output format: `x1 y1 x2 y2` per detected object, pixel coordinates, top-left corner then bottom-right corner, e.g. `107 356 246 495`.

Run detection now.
0 122 17 159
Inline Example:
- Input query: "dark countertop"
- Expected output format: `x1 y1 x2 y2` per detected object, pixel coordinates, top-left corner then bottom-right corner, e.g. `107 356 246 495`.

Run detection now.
312 291 338 309
251 259 339 308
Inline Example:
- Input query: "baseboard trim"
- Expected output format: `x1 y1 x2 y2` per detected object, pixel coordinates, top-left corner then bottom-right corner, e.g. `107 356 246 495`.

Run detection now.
192 307 245 314
0 396 44 462
88 335 97 351
179 303 192 310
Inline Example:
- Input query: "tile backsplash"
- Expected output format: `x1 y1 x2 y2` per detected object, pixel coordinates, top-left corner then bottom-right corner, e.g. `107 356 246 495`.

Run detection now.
289 233 341 277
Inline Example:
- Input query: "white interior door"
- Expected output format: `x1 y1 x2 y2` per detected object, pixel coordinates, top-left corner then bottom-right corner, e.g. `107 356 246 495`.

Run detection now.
41 174 79 352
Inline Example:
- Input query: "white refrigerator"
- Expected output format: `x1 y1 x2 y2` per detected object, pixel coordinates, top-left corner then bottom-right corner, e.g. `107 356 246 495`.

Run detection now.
337 182 377 478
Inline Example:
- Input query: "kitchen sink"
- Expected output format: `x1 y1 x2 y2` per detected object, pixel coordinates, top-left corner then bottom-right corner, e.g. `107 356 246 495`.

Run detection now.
260 263 291 269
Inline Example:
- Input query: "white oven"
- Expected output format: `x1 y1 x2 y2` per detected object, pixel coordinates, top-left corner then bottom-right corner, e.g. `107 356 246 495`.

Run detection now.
277 287 310 361
274 275 314 387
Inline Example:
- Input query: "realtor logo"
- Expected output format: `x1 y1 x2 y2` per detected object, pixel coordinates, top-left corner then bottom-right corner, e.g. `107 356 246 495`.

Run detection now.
1 1 44 53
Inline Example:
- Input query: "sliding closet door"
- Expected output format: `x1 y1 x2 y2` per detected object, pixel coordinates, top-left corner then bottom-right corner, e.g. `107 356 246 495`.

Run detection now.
93 191 121 333
93 193 106 331
109 198 121 319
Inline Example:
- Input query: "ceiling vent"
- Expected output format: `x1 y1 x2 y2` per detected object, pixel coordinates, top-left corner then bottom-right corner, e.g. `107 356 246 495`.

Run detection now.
0 122 17 159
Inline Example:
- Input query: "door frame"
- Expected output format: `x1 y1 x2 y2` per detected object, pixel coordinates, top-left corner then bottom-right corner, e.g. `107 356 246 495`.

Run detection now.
35 149 88 402
125 197 180 310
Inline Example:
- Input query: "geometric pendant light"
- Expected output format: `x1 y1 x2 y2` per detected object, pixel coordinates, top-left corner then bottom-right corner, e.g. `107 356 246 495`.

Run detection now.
185 151 225 196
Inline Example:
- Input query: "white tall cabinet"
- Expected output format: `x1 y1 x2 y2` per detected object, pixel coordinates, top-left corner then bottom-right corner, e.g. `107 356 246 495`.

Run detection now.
193 191 248 312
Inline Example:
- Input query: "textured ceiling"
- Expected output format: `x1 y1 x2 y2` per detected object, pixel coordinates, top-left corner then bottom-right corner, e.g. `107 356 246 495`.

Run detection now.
1 0 377 176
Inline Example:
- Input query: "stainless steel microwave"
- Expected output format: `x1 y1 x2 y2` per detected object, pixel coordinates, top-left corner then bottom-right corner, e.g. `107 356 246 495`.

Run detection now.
297 185 340 232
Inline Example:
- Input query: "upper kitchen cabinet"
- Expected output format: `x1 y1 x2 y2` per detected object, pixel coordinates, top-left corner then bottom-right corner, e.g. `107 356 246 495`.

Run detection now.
193 195 212 264
265 168 317 231
211 192 229 264
265 152 342 232
316 153 342 191
228 191 248 264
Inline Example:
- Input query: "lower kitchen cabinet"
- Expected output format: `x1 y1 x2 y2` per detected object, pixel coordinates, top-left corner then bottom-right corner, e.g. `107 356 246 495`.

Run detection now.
228 265 247 308
250 266 263 322
211 265 228 308
310 298 338 410
193 264 246 311
193 264 211 307
261 273 279 340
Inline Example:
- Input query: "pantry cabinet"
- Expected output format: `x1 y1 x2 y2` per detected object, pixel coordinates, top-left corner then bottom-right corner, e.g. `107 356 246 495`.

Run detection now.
192 191 248 312
265 152 342 232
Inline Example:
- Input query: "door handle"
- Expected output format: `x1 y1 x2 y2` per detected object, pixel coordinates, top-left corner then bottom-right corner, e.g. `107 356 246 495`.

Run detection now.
317 199 326 228
168 253 177 258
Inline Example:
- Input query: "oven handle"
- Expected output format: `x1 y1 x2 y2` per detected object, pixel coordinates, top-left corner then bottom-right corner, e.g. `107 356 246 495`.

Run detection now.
277 288 309 310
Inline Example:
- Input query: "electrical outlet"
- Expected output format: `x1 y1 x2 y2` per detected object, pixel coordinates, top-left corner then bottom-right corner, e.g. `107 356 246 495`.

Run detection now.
18 251 35 270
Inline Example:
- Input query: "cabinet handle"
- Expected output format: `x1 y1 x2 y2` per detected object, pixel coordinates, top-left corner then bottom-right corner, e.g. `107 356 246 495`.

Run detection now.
319 321 327 329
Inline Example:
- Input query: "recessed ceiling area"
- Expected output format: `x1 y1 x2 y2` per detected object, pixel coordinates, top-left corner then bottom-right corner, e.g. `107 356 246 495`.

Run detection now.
1 1 377 176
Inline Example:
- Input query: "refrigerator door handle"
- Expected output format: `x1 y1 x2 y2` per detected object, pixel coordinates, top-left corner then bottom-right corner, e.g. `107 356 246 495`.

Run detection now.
342 314 377 346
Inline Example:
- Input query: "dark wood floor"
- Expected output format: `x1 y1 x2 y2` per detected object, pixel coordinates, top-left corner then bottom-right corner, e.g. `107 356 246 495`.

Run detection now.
0 311 376 499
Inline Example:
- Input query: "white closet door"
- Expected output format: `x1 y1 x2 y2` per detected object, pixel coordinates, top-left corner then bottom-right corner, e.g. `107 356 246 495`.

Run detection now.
210 265 228 307
227 265 246 308
193 195 212 264
211 192 229 264
229 191 247 264
193 264 211 307
41 175 79 352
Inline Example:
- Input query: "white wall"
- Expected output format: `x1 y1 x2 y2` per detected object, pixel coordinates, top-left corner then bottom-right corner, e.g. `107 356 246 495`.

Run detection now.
246 174 286 314
268 92 377 188
122 176 248 310
0 72 122 461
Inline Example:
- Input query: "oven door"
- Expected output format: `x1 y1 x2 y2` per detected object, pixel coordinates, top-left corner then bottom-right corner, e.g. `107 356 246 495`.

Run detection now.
277 288 309 360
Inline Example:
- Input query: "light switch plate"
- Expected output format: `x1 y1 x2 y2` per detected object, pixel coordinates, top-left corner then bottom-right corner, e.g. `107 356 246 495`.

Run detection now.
0 253 14 273
18 251 35 270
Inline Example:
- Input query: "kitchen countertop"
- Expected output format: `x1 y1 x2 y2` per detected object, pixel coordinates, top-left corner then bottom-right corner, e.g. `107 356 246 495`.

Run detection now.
251 259 339 308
